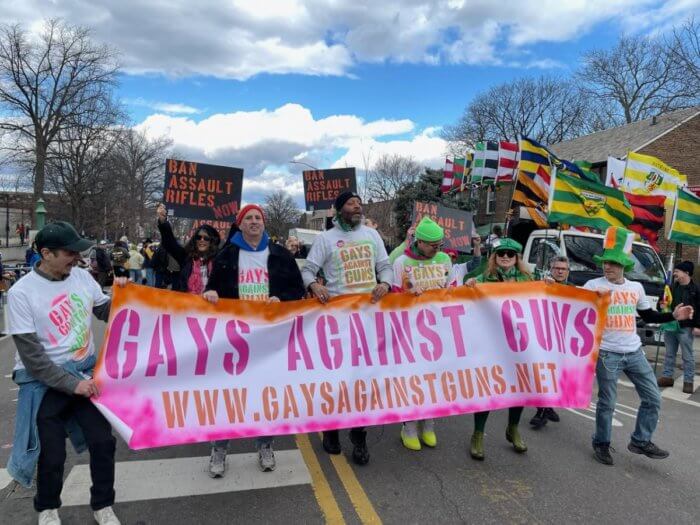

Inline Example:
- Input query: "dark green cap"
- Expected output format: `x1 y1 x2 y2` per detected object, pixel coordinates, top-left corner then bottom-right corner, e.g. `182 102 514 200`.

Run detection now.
35 221 93 252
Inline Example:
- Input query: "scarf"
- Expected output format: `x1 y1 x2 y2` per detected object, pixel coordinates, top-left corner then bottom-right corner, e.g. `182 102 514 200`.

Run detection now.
231 231 270 252
496 266 520 282
405 242 432 261
188 258 212 295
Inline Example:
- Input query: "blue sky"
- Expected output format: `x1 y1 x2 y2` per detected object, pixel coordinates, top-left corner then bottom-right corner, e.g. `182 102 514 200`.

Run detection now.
2 1 697 204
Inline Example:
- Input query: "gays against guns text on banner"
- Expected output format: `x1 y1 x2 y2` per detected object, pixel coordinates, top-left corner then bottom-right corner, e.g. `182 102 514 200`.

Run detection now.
163 158 243 221
303 167 357 211
93 283 608 449
412 201 475 252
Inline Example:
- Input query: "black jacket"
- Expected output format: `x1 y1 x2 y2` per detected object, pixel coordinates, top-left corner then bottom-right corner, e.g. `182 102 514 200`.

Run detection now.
671 279 700 329
206 242 305 301
157 220 220 292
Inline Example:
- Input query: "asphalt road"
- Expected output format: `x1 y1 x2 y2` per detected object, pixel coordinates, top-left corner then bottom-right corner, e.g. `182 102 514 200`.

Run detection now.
1 320 699 524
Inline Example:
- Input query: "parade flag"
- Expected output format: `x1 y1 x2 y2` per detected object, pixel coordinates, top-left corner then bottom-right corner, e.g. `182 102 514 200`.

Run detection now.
548 170 633 230
472 141 498 183
606 157 626 188
624 193 665 251
456 152 474 192
440 158 454 193
668 187 700 245
94 283 609 449
622 152 687 202
496 141 518 182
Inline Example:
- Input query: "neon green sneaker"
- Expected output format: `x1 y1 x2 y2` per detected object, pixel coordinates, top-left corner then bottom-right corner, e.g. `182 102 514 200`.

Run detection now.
419 420 437 447
401 423 421 451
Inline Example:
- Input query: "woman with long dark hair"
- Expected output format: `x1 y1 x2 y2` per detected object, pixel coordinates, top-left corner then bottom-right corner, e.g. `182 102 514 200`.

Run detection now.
465 238 532 460
156 204 221 294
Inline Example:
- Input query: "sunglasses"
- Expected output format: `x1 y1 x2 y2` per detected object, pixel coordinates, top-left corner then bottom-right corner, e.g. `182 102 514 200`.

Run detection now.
194 234 212 242
496 250 517 258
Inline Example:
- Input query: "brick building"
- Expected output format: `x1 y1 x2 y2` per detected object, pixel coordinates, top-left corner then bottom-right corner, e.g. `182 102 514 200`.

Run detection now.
551 106 700 263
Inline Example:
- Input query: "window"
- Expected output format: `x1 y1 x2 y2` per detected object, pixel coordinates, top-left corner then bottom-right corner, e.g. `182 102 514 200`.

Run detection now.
528 237 561 267
486 186 496 215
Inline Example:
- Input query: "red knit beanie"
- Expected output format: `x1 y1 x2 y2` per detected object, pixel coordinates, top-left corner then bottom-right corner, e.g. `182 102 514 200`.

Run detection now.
236 204 266 225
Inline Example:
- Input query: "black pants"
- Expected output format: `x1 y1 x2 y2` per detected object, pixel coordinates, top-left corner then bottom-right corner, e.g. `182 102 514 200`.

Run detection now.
34 389 116 512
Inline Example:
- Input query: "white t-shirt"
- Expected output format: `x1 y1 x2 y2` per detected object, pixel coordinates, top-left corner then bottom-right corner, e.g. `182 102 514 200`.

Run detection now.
305 225 389 297
238 248 270 301
8 267 110 370
583 277 651 353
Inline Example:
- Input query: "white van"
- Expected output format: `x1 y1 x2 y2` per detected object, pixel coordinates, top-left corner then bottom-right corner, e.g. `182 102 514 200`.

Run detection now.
522 229 667 345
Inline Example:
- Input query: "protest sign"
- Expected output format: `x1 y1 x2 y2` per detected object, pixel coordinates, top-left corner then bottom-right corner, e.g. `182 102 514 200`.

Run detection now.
94 283 608 450
188 220 232 243
163 159 243 221
412 201 476 252
303 168 356 211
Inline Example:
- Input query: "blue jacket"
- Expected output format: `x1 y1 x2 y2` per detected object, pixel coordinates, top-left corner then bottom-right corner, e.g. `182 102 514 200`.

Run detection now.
8 355 95 488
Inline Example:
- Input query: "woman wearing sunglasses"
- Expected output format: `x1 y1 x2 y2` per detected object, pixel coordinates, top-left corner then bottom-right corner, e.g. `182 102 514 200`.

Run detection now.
156 204 221 295
465 238 532 460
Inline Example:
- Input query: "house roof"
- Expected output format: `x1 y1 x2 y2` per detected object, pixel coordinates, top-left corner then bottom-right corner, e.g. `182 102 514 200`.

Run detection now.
550 106 700 164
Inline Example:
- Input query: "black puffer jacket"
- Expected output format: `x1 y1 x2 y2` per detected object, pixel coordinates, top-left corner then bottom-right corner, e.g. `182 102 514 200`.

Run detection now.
157 220 220 292
206 242 305 301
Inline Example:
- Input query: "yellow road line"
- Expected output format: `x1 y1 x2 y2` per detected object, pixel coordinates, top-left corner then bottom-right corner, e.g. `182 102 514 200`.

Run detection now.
321 434 383 525
295 434 345 524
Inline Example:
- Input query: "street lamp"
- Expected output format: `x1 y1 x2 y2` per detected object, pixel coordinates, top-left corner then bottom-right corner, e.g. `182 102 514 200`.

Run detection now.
35 198 47 230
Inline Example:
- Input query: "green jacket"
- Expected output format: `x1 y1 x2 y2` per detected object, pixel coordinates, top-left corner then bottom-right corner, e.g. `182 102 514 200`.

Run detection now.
476 267 532 283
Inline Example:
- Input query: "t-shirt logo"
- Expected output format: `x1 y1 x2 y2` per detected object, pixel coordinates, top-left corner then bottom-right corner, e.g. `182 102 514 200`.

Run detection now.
47 292 91 360
606 290 638 332
336 241 376 291
336 240 345 248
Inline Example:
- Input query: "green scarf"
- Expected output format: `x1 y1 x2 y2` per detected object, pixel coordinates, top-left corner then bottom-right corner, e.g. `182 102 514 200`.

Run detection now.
335 213 354 232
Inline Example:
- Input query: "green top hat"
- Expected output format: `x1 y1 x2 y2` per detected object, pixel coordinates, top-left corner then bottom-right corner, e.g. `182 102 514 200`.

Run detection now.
493 238 523 254
593 227 635 271
415 217 444 242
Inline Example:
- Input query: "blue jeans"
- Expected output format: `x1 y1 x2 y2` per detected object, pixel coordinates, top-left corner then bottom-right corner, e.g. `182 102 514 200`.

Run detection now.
144 268 156 287
212 436 273 450
594 349 661 447
662 328 695 383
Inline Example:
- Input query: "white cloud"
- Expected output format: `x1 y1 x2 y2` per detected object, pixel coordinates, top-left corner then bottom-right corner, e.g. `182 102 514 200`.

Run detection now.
2 1 697 78
126 98 202 115
134 103 447 206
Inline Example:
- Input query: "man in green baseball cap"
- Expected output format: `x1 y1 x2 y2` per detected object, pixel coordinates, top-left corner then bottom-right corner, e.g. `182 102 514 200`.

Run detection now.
583 227 694 467
34 221 94 281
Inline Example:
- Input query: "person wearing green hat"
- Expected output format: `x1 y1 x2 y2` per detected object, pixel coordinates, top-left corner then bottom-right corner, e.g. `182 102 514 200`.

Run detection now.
464 237 532 460
391 217 452 450
583 227 694 466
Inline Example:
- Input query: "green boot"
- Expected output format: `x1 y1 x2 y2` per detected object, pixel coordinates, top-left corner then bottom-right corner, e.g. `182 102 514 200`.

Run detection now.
505 424 527 453
469 431 485 460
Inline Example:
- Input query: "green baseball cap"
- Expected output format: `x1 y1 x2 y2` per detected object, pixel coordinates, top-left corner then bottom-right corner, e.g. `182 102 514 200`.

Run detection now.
493 238 523 254
35 221 93 252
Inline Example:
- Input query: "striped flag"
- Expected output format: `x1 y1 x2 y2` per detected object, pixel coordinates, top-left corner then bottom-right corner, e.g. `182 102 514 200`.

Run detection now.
668 187 700 246
472 141 498 183
452 157 466 191
625 193 665 251
496 141 518 182
548 170 633 231
457 152 474 192
440 158 454 193
622 151 687 202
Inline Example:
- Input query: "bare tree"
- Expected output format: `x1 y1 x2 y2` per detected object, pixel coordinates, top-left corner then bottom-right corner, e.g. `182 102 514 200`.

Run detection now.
263 190 300 239
0 19 119 222
107 128 172 239
364 153 423 201
443 75 595 149
667 18 700 93
578 34 696 125
45 96 124 233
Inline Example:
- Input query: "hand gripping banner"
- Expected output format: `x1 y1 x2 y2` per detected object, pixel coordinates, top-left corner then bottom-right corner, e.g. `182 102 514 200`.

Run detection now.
93 283 609 449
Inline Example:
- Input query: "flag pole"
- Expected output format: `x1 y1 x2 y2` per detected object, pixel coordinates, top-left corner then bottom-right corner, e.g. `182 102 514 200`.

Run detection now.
504 135 521 236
